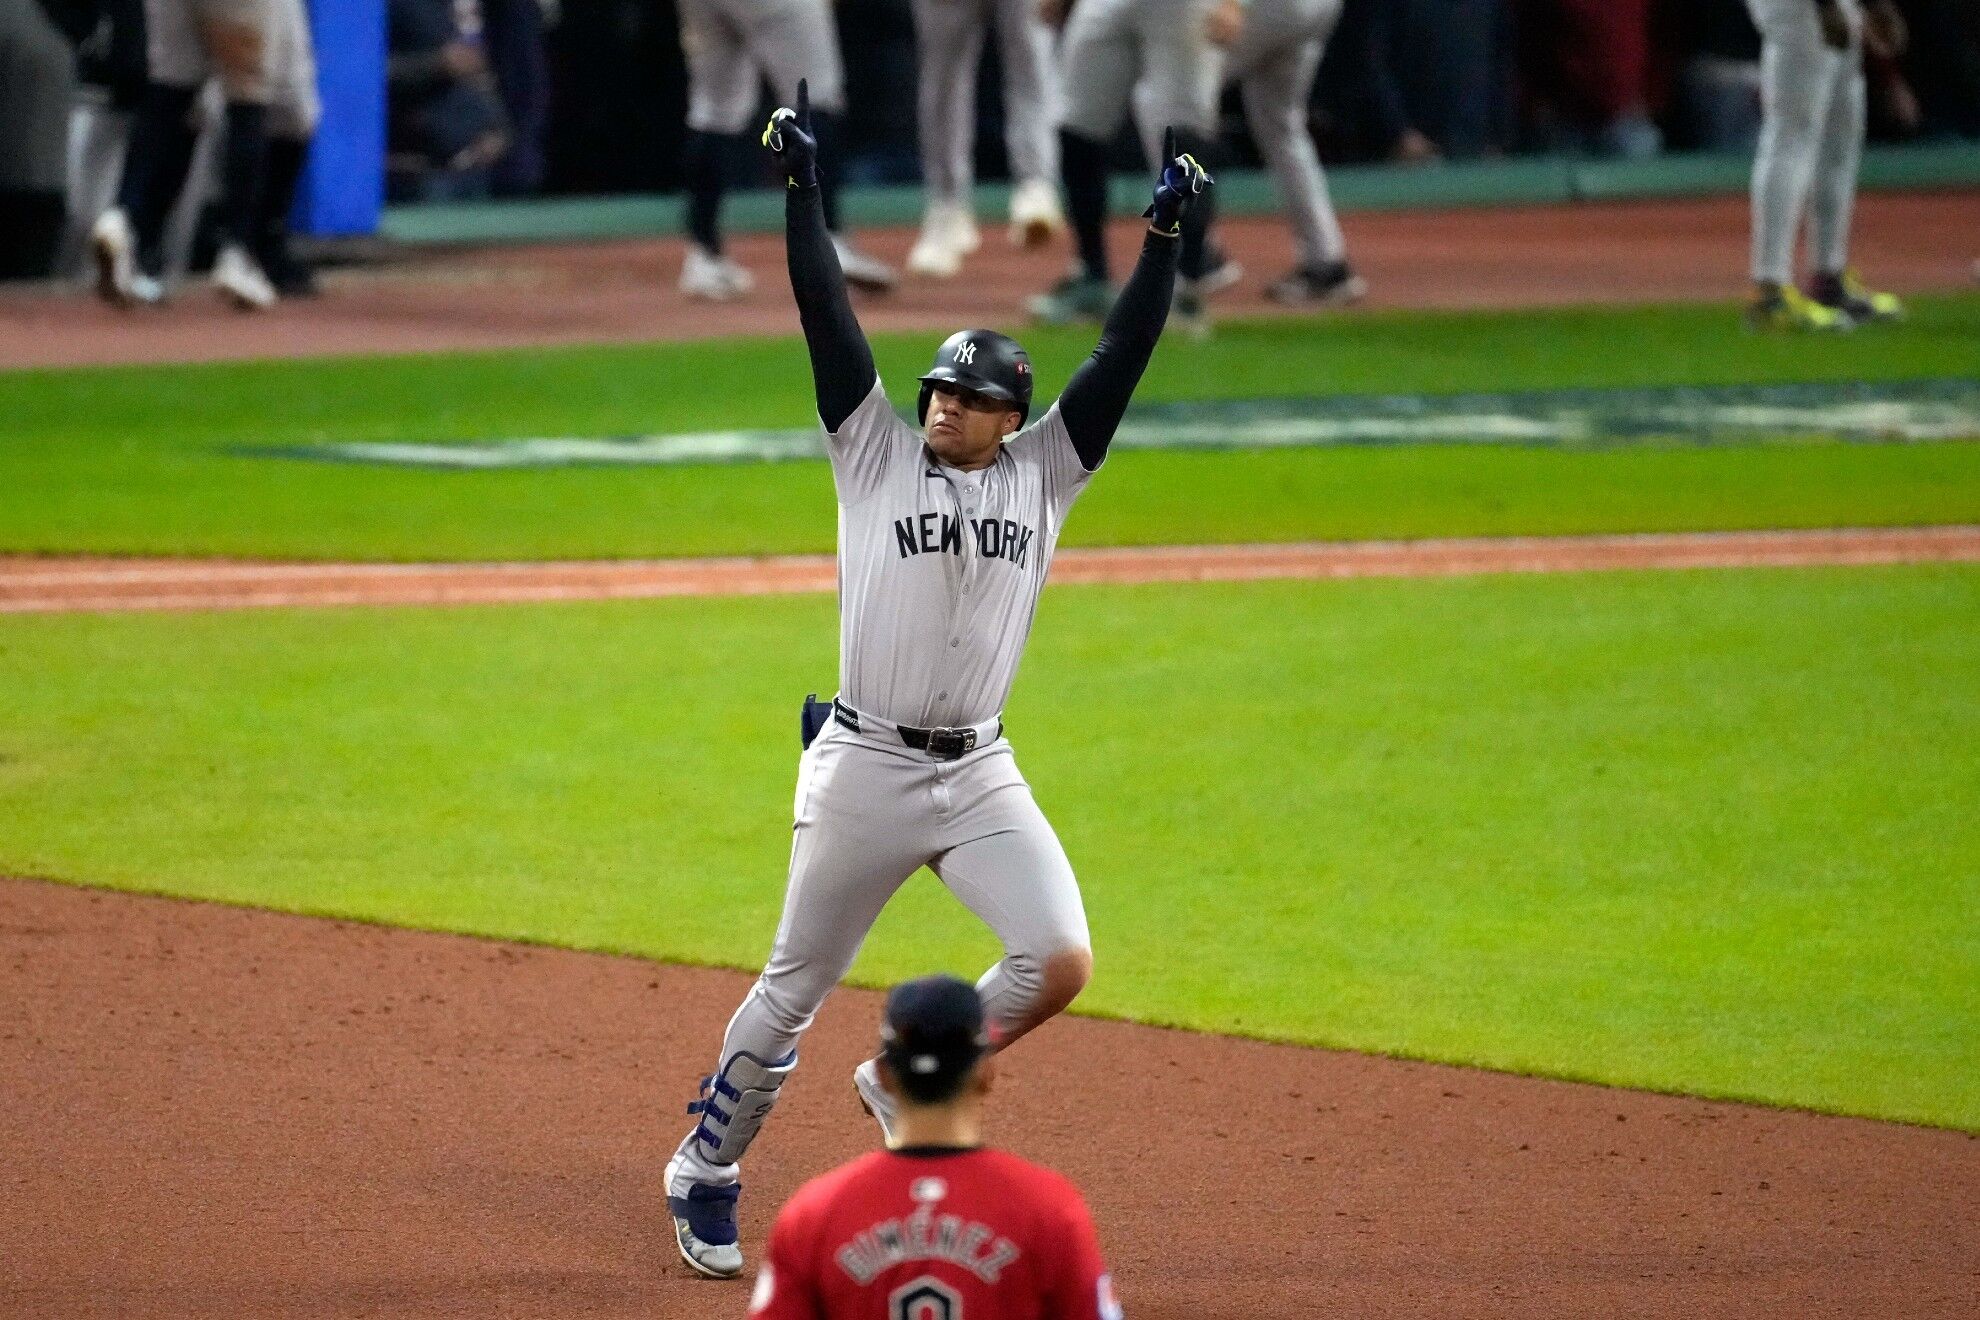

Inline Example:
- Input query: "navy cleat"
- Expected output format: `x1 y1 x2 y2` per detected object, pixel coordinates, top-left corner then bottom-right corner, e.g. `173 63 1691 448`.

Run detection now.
665 1151 745 1279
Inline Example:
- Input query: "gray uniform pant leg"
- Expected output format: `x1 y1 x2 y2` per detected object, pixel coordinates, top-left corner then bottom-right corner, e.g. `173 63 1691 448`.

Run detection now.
993 0 1061 184
1806 36 1864 275
914 0 990 203
1744 0 1858 284
1231 0 1345 267
146 0 275 100
917 0 1060 200
1063 0 1218 144
266 0 318 139
0 0 77 192
683 0 846 135
928 772 1090 1037
745 0 846 115
1057 0 1141 141
680 0 754 134
679 723 1088 1184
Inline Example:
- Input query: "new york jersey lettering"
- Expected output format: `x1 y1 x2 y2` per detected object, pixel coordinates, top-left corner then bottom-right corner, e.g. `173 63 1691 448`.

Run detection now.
827 377 1095 729
892 514 1035 569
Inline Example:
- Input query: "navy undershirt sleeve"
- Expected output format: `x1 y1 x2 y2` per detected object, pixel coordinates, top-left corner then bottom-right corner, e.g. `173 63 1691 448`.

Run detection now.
1057 230 1179 471
786 183 877 432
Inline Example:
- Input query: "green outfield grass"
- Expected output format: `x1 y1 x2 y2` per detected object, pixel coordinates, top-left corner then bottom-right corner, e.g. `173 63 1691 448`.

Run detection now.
4 295 1978 560
2 565 1974 1128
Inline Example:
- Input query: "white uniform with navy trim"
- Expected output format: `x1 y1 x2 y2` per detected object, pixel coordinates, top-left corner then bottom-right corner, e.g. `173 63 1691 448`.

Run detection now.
670 368 1096 1192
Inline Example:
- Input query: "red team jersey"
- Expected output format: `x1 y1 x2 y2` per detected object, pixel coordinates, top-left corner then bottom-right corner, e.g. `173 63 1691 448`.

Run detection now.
749 1147 1124 1320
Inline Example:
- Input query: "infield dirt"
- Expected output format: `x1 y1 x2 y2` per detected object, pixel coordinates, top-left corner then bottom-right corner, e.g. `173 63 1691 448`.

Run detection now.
3 877 1974 1318
4 527 1978 613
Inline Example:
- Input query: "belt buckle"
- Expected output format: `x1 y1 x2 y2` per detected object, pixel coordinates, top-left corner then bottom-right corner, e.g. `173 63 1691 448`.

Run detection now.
927 727 976 760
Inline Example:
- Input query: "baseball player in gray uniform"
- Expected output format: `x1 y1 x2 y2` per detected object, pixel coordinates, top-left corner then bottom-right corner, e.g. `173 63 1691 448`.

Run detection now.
1744 0 1907 330
1211 0 1364 305
1029 0 1224 330
90 0 318 309
675 0 896 300
663 81 1209 1281
905 0 1066 279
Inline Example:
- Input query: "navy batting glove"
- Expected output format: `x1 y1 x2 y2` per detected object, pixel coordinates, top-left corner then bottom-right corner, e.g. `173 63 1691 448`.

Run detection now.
1144 127 1212 236
763 78 820 188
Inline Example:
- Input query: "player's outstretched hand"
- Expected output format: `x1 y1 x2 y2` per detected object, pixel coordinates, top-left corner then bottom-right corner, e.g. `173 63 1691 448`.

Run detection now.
1142 127 1212 237
764 78 819 188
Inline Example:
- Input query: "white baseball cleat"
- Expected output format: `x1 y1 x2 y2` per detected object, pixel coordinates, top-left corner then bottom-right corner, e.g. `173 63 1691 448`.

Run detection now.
907 201 980 279
664 1148 746 1279
906 232 961 279
852 1059 901 1146
1008 177 1065 249
212 243 277 310
90 208 163 307
680 244 755 301
832 235 898 293
941 199 982 255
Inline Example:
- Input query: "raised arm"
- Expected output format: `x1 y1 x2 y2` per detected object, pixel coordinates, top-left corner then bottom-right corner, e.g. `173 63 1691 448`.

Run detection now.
1057 131 1212 470
764 81 876 432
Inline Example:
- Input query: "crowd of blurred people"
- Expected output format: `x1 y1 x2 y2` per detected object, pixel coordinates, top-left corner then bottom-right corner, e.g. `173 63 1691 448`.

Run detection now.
3 0 1977 285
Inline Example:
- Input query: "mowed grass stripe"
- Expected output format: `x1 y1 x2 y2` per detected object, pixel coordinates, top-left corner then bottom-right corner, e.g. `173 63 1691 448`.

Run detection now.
1 565 1973 1128
2 296 1977 560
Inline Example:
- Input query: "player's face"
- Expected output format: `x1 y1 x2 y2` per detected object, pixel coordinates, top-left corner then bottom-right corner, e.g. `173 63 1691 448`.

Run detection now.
925 385 1021 469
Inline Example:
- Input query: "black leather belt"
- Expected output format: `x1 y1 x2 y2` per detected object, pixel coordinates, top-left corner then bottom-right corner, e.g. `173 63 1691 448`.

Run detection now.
833 699 999 762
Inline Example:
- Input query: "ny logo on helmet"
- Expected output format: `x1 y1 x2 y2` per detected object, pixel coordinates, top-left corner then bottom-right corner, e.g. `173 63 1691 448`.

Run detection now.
954 341 977 365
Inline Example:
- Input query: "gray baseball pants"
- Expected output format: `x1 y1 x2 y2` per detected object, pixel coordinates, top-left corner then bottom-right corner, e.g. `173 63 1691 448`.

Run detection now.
1744 0 1864 284
144 0 317 132
913 0 1062 203
679 0 847 133
1058 0 1221 142
1223 0 1347 268
672 716 1090 1187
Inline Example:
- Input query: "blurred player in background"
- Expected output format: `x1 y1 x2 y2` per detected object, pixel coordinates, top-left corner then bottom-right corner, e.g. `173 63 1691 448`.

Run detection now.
675 0 896 300
89 0 318 309
906 0 1066 279
1028 0 1223 330
1744 0 1907 330
1205 0 1365 306
746 975 1125 1320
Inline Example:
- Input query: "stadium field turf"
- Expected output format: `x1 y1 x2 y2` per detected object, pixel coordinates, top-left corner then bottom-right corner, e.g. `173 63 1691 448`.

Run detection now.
3 295 1977 560
2 565 1973 1129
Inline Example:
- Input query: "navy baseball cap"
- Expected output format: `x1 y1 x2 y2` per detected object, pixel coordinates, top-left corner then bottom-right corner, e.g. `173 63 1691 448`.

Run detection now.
881 975 991 1099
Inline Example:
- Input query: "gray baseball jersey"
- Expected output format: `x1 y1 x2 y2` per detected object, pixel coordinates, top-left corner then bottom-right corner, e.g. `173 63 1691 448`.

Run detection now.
828 376 1092 732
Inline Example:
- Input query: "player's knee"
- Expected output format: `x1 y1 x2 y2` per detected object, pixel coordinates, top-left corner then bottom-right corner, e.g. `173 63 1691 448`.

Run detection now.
1035 946 1092 1018
1766 90 1824 139
752 973 825 1037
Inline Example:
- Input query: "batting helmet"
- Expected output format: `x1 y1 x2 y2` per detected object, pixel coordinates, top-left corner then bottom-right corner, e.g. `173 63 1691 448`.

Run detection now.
917 329 1033 426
